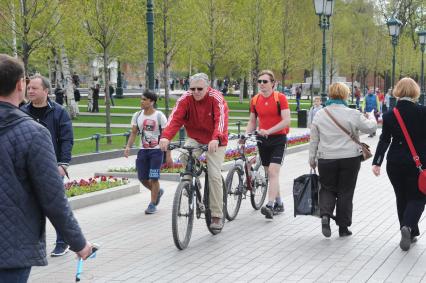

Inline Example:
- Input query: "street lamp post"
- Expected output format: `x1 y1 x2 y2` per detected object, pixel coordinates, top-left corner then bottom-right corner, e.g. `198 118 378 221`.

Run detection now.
418 30 426 106
146 0 155 90
313 0 334 105
386 17 402 110
115 60 123 98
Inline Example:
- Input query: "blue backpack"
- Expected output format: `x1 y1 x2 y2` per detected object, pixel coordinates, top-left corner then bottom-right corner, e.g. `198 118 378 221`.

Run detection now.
364 94 377 112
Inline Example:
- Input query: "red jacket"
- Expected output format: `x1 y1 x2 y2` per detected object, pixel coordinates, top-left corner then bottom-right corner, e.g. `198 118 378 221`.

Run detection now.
162 87 229 146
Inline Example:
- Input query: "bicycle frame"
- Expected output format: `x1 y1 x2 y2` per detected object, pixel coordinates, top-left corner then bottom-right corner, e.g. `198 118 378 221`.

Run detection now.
234 139 258 191
178 147 208 218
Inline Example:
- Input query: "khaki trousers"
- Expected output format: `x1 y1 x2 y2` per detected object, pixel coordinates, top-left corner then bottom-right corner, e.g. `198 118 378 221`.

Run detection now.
180 138 225 218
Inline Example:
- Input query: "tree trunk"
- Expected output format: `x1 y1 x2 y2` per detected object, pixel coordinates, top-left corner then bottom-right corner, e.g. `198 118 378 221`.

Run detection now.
163 66 170 117
238 77 244 103
103 51 112 144
373 70 377 91
243 76 248 99
162 0 170 117
59 44 77 118
351 72 354 103
11 2 18 58
53 48 62 88
209 64 215 88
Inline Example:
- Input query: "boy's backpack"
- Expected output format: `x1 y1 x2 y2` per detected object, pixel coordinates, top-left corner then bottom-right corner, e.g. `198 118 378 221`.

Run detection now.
252 92 281 117
135 110 163 139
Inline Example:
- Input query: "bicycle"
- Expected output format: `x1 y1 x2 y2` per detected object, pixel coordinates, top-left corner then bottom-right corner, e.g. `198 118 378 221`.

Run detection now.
169 143 227 250
225 133 268 221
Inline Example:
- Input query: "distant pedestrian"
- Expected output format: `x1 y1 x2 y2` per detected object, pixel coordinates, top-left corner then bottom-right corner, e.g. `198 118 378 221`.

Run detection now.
376 88 384 112
296 84 302 111
74 85 80 115
124 90 172 214
72 72 80 87
362 88 380 137
372 77 426 251
384 88 392 112
309 82 377 238
108 84 115 106
155 78 159 92
54 86 64 105
307 96 323 129
92 83 100 112
354 85 361 109
0 54 92 282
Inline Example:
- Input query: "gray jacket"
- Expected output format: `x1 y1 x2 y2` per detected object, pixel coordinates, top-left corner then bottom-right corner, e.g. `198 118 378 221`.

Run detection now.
0 102 86 268
309 104 377 164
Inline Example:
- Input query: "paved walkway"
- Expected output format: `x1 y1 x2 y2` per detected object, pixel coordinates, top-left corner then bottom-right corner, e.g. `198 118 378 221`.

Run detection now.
29 129 426 282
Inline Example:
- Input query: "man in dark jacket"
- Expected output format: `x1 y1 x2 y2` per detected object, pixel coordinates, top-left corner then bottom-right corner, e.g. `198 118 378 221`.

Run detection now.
0 54 92 282
21 75 74 257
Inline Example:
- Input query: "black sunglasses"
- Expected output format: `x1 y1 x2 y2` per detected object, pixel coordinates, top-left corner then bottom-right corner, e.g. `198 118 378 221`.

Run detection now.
257 79 271 84
190 87 204 91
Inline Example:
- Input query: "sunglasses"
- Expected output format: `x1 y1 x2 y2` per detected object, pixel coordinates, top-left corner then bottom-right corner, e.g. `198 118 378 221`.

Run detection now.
257 79 271 84
190 87 204 91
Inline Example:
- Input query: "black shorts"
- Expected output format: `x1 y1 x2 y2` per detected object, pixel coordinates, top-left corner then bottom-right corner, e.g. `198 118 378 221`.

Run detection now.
257 135 287 166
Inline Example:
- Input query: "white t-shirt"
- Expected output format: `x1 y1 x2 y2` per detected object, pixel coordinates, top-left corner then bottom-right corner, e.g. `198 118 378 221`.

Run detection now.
131 110 167 149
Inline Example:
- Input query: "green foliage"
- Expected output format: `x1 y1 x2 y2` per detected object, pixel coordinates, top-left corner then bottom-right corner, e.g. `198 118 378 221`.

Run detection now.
1 0 423 89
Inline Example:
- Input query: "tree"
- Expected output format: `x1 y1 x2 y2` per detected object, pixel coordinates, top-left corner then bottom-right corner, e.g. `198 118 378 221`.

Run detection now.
187 0 235 85
81 0 135 143
155 0 188 117
0 0 61 75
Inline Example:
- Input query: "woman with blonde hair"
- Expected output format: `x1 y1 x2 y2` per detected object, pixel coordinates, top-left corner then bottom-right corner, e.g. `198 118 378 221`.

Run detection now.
372 77 426 251
309 82 377 238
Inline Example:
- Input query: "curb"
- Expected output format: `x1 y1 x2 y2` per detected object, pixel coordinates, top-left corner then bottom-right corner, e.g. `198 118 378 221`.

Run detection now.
68 182 140 210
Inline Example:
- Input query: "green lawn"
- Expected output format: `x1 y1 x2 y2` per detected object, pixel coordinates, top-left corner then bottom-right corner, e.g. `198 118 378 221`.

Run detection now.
73 115 132 124
73 127 130 155
72 95 309 155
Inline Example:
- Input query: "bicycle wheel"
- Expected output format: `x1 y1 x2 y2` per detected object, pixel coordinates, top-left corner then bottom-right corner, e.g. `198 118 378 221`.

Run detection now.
250 163 268 210
172 181 194 250
225 167 243 221
205 177 226 235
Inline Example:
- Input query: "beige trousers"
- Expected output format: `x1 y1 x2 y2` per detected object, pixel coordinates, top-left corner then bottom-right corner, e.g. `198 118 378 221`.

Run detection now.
180 138 225 218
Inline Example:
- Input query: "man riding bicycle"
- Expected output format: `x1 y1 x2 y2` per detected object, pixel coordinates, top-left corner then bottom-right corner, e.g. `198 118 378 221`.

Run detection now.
159 73 229 231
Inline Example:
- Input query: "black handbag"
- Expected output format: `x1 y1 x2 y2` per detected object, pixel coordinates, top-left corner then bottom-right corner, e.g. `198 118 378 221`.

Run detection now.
293 171 320 217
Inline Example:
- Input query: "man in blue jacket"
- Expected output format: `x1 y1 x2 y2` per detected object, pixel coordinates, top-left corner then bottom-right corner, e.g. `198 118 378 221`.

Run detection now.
0 54 92 282
362 88 380 137
21 75 74 257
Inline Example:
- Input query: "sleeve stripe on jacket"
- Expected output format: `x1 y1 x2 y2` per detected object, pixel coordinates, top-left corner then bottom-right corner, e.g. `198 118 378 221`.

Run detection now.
209 89 226 134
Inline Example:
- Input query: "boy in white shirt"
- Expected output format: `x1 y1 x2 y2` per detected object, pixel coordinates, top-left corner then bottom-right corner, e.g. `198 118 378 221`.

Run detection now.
125 90 172 214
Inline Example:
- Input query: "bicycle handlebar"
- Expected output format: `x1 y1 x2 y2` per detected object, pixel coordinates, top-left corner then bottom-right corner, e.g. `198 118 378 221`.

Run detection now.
167 142 208 152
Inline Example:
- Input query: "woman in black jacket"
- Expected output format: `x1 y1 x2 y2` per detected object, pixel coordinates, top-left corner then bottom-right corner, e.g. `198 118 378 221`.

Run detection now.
372 77 426 251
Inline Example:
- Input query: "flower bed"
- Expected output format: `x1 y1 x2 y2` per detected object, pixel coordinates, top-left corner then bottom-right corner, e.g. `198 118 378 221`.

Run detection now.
108 134 310 174
65 176 129 197
287 133 310 147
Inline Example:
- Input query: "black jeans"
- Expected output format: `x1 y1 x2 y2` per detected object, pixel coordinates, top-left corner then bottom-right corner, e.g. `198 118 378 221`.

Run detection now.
318 156 361 227
0 267 31 283
92 98 99 112
387 161 426 237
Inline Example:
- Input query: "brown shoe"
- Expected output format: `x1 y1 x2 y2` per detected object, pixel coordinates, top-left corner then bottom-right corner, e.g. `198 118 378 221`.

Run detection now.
210 217 223 230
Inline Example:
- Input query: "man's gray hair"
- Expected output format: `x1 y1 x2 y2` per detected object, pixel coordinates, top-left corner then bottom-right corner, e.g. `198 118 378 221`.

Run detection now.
30 75 51 92
190 73 209 86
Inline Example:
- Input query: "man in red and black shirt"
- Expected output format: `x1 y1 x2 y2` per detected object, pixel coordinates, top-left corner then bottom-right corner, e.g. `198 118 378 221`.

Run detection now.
245 70 291 219
159 73 228 231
